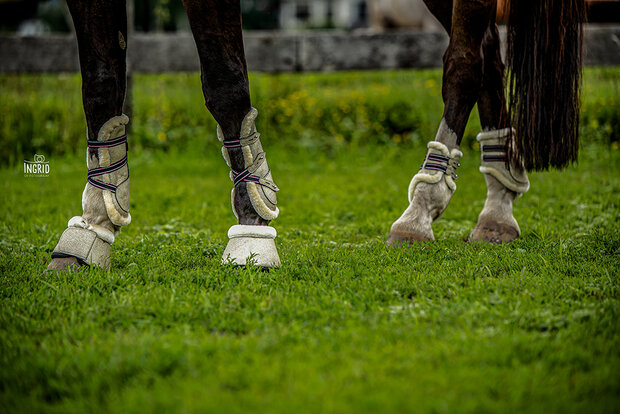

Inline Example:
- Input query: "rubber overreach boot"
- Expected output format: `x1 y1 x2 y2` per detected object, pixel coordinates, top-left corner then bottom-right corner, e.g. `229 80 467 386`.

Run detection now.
51 227 111 269
222 225 281 268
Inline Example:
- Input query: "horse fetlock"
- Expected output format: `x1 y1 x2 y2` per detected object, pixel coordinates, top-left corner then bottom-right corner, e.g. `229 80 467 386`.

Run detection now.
218 108 280 268
49 115 130 270
470 128 527 243
388 141 462 245
471 174 520 243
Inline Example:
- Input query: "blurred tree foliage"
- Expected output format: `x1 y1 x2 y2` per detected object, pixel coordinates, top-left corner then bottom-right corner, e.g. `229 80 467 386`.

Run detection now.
1 69 618 166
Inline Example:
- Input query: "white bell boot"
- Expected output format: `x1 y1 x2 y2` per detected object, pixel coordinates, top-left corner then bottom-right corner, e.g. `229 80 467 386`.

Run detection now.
222 225 280 268
49 115 130 270
388 140 462 244
218 108 281 268
469 128 529 243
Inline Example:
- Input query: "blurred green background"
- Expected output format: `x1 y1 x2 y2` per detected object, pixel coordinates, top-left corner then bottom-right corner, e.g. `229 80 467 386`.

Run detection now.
1 68 618 166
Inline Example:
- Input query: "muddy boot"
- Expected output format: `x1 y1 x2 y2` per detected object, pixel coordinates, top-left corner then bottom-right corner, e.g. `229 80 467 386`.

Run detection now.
470 128 529 243
47 115 130 271
219 108 281 268
388 140 462 245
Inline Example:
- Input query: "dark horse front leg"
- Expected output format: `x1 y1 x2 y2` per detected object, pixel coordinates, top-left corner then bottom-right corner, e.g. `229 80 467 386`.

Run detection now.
48 0 130 271
183 0 280 267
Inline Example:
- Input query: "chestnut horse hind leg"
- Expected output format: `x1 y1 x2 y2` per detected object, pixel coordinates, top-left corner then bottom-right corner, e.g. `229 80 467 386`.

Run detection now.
182 0 280 268
48 0 129 271
389 0 498 245
469 19 529 243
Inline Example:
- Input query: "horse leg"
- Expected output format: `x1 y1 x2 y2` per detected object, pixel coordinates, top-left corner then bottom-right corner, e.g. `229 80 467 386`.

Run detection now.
469 20 529 243
388 0 493 244
48 0 129 271
422 0 452 32
182 0 280 268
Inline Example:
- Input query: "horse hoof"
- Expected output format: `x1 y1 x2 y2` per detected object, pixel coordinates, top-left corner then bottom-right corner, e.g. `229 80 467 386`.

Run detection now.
469 219 519 244
46 257 83 272
222 225 281 268
387 229 433 246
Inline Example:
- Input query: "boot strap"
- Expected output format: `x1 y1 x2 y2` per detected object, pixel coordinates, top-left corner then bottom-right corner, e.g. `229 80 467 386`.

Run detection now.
87 134 127 193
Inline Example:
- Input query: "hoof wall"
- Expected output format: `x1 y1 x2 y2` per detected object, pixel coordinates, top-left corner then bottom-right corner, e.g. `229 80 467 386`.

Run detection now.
469 219 519 244
46 256 83 272
387 229 433 247
222 225 281 268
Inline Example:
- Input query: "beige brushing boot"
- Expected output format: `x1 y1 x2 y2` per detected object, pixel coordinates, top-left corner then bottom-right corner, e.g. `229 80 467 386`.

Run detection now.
469 128 529 243
388 136 463 244
219 108 281 268
48 115 130 270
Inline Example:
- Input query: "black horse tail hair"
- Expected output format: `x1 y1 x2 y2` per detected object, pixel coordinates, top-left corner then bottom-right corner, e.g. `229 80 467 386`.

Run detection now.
506 0 586 171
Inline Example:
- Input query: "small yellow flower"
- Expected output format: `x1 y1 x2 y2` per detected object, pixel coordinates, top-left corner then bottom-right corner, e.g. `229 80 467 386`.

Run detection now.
425 79 437 89
157 131 167 142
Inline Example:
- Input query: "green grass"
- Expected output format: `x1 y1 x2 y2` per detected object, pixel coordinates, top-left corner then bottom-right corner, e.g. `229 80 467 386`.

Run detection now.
1 68 618 165
1 69 619 413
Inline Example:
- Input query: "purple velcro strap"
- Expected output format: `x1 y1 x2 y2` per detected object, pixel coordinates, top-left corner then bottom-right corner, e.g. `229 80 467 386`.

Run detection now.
231 168 261 186
423 162 448 173
88 134 127 149
224 140 242 149
426 153 449 163
88 157 127 178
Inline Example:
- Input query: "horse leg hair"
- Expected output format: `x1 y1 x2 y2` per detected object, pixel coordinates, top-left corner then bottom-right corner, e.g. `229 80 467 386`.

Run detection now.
66 0 127 143
182 0 268 226
425 0 508 130
440 0 495 143
422 0 452 33
478 19 509 130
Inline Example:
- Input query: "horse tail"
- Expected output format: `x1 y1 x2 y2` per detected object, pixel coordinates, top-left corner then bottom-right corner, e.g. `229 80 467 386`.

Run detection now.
506 0 586 170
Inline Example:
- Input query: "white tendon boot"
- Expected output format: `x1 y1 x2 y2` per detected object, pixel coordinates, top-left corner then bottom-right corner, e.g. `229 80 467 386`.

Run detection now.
50 115 130 270
469 128 529 243
388 140 462 244
219 108 281 268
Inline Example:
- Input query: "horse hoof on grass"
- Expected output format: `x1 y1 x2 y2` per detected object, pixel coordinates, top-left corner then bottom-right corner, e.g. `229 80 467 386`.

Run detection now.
222 225 281 269
46 257 83 272
387 229 432 246
469 219 519 244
